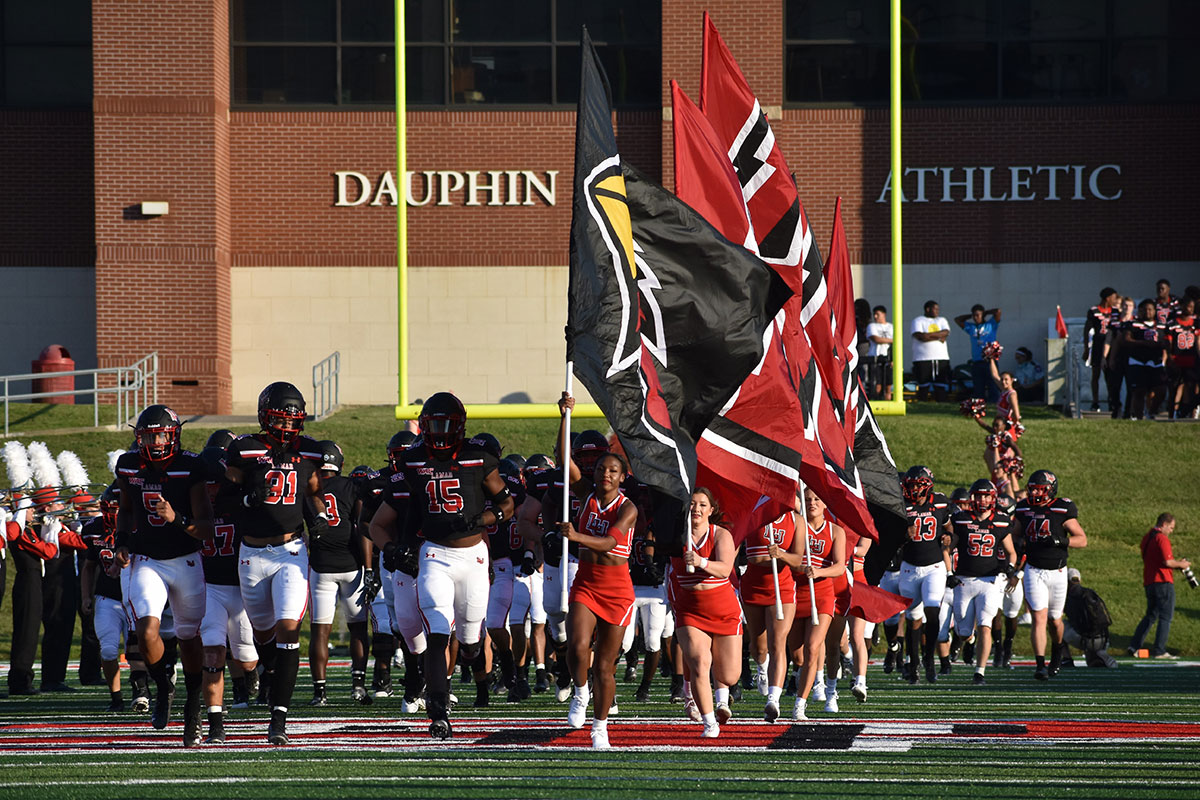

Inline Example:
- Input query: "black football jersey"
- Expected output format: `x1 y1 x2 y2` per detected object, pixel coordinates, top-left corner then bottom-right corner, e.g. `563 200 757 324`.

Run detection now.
226 433 321 539
81 516 122 602
902 492 952 567
1012 497 1079 570
390 442 500 544
310 474 362 573
530 467 582 562
486 470 527 561
629 532 665 587
360 466 393 527
116 450 207 560
949 510 1013 577
201 478 244 586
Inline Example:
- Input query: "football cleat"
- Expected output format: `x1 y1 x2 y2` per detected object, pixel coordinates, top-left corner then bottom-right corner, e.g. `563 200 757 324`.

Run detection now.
534 669 550 694
701 720 721 739
635 685 651 703
883 646 897 674
764 700 780 723
400 696 423 714
352 685 373 705
267 710 289 745
309 691 328 707
669 675 685 703
474 685 489 709
791 697 807 721
204 723 226 744
556 685 572 703
429 718 452 740
623 664 637 683
509 679 531 702
151 686 175 730
940 660 953 676
183 707 202 748
962 639 976 665
131 696 150 714
973 672 986 685
683 698 702 723
1034 665 1049 682
852 680 868 703
715 702 732 724
105 697 125 713
567 690 590 729
925 666 938 684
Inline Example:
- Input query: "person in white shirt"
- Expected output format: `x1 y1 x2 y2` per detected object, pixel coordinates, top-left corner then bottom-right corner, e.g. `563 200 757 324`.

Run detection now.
1013 347 1046 403
911 300 951 401
865 305 894 400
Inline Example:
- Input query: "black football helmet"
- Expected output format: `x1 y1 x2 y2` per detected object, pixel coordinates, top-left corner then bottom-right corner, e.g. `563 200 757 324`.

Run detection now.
387 430 418 470
258 382 306 445
206 429 236 451
468 432 502 459
503 453 527 472
574 429 610 476
1027 469 1058 506
419 392 467 458
317 440 344 473
134 404 182 464
498 457 523 484
99 482 120 531
198 445 228 482
949 486 970 510
996 494 1016 514
902 465 934 504
969 479 997 515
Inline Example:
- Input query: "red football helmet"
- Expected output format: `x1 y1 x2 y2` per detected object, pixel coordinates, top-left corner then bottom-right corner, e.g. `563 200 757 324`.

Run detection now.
134 404 182 464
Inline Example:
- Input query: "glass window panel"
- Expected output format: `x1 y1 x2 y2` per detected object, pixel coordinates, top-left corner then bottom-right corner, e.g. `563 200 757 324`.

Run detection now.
232 45 336 103
785 1 889 42
1003 0 1104 40
556 1 660 44
1110 39 1169 99
342 45 394 103
4 0 90 43
405 0 445 43
785 43 888 103
4 45 90 106
1002 41 1104 100
901 0 994 40
231 0 335 42
450 45 550 103
406 44 445 103
908 42 997 100
342 0 393 42
1167 38 1200 100
555 44 659 105
451 0 549 42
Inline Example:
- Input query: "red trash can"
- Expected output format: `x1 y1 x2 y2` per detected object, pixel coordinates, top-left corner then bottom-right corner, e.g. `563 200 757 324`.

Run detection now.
32 344 75 404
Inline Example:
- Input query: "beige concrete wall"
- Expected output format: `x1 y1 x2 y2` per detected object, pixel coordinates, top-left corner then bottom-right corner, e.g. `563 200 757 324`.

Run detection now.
230 262 1197 413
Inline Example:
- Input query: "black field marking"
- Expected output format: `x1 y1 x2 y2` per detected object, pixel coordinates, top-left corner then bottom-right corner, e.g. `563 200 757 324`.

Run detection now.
475 727 573 746
767 723 862 750
952 722 1029 735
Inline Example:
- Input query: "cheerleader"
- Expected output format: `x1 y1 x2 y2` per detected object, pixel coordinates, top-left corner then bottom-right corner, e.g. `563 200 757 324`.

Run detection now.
770 488 845 720
558 452 637 749
669 488 743 738
741 495 799 722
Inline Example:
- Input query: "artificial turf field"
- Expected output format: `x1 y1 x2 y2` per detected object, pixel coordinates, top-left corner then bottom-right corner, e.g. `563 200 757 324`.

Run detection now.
2 659 1197 799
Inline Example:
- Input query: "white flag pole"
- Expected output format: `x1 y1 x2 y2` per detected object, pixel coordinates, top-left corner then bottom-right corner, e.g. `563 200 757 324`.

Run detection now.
771 550 784 621
560 363 573 614
685 507 695 574
799 481 818 625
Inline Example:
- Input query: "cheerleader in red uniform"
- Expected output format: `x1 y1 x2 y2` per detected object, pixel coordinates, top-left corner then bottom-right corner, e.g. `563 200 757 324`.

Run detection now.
669 488 743 739
770 488 845 720
825 524 872 709
741 494 798 722
559 452 637 750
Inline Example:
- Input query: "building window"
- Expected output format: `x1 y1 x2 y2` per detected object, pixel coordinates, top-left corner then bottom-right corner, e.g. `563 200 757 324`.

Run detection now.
783 0 1200 105
0 0 92 109
231 0 661 109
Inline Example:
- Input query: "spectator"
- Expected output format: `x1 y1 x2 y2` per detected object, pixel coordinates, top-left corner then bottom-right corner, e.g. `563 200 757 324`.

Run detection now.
955 304 1002 401
854 299 872 389
1061 568 1117 669
1166 296 1198 420
1154 279 1179 326
1129 513 1190 659
911 300 951 402
865 305 893 401
1012 347 1045 403
1123 298 1168 420
1084 287 1120 414
1106 296 1136 418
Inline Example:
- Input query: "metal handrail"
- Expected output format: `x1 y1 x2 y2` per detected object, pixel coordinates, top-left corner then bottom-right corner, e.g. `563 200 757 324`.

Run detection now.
311 351 341 421
1 353 159 436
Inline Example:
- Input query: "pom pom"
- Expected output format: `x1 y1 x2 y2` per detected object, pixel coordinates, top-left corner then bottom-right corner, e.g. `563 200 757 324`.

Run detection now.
56 450 90 489
982 341 1004 361
960 398 986 419
2 441 32 490
107 450 125 477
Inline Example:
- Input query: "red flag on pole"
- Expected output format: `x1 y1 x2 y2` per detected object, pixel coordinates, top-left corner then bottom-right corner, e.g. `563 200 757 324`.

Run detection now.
1055 305 1069 339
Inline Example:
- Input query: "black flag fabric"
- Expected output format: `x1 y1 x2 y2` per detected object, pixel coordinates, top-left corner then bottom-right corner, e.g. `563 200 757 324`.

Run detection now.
567 31 792 504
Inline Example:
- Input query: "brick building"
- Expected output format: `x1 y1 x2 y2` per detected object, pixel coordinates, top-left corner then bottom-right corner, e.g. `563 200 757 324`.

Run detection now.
2 0 1197 414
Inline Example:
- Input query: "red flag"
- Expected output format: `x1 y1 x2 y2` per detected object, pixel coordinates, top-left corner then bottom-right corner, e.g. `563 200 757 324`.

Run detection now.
849 580 911 623
1056 305 1069 339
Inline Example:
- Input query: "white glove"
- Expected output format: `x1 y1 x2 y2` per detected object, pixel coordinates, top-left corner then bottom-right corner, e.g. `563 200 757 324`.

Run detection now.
40 517 61 549
0 506 10 528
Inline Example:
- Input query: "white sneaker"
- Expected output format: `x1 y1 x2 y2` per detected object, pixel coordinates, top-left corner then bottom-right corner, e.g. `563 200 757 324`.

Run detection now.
401 697 422 714
825 691 839 713
791 697 807 721
755 670 769 697
448 692 458 707
702 720 720 739
851 680 867 703
556 685 571 703
715 701 732 724
811 680 826 702
567 691 590 729
591 727 611 749
764 700 780 723
608 701 619 716
683 698 701 722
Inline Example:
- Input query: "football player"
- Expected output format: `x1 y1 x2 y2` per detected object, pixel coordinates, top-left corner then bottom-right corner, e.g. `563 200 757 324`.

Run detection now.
196 431 259 743
113 405 214 746
308 440 373 707
79 484 127 712
482 449 528 705
1012 470 1087 680
622 478 667 704
898 465 954 684
506 457 547 699
224 382 326 744
369 392 513 739
947 480 1019 684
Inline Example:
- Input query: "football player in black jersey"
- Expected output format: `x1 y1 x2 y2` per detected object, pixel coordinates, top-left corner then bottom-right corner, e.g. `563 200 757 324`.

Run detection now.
113 405 214 746
483 446 529 704
621 479 667 703
224 382 327 744
79 484 127 712
898 465 954 684
947 480 1019 685
308 440 374 707
1013 470 1088 680
368 392 513 739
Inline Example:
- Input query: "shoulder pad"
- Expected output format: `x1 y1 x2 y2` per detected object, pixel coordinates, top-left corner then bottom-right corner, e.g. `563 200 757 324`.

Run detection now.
296 436 324 460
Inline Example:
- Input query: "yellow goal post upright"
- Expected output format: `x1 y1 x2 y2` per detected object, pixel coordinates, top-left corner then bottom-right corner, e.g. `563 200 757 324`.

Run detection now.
392 0 904 420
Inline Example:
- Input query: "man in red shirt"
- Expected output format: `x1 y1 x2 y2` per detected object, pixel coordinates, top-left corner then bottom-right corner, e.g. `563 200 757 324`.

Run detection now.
1129 513 1190 658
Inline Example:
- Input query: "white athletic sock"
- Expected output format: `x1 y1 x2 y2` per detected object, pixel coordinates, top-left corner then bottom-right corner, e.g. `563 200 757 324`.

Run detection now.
207 705 222 714
575 682 590 700
767 686 782 703
592 718 608 732
825 676 837 693
714 686 729 705
701 711 716 725
682 680 693 700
